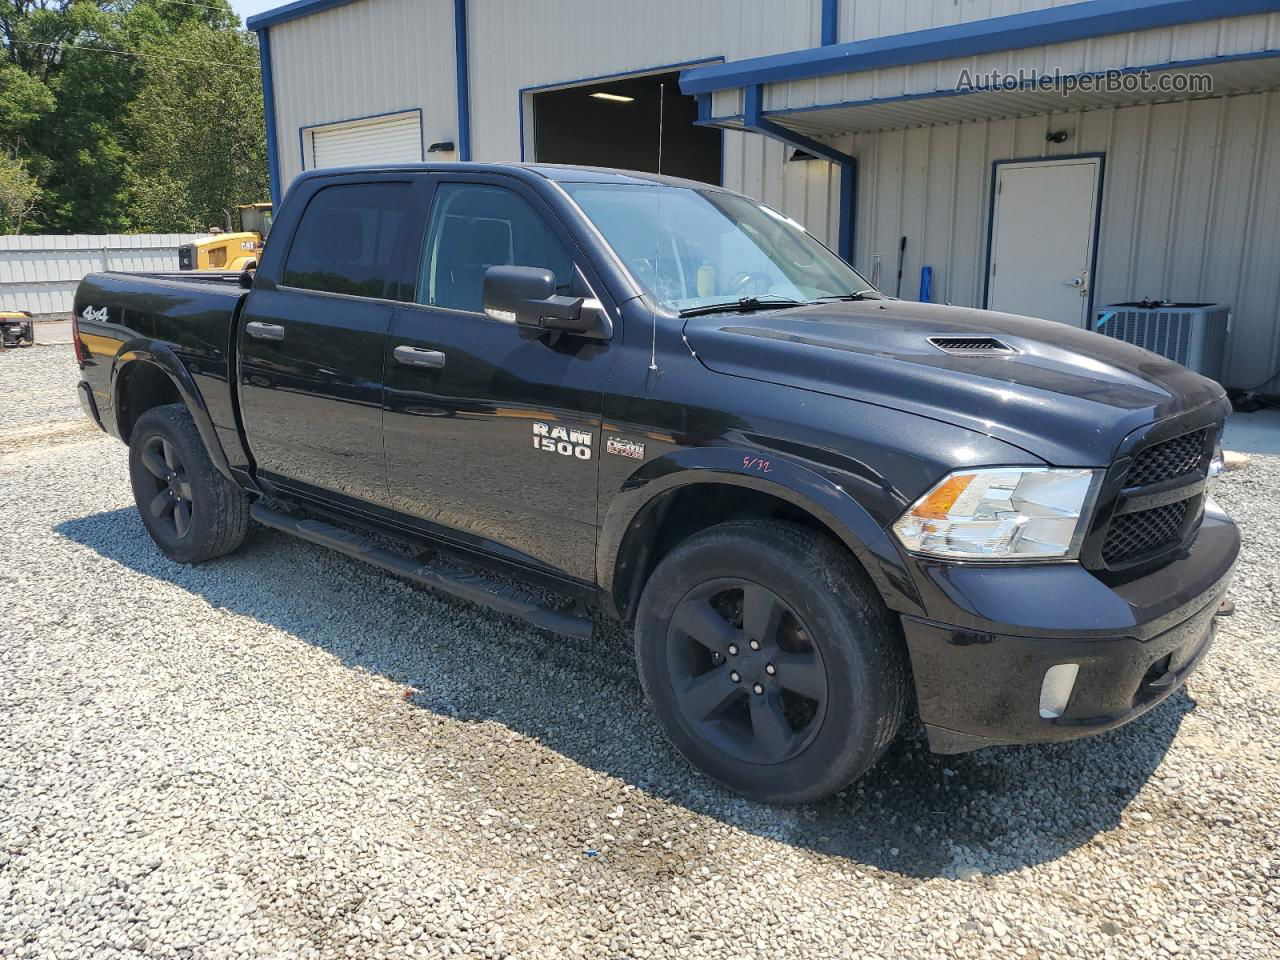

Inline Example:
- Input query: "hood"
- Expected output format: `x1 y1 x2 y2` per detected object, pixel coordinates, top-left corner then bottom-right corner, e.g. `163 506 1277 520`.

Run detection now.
683 299 1226 466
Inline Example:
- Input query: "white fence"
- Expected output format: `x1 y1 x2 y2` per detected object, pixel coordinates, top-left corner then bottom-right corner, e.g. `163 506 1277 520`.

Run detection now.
0 233 206 317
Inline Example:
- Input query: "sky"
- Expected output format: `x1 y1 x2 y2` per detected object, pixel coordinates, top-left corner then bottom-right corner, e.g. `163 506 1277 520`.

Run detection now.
229 0 284 24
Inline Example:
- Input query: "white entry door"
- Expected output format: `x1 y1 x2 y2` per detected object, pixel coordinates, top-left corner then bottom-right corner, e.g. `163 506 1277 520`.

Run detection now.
986 157 1102 327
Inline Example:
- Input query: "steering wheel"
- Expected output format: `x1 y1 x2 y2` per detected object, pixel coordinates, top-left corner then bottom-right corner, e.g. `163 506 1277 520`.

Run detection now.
726 271 774 298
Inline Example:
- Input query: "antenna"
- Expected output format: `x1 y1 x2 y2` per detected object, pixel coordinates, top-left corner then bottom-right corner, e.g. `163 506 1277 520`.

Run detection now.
649 82 665 374
657 81 665 175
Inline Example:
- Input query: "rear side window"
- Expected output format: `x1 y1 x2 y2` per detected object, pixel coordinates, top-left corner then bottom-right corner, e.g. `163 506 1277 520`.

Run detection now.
283 182 409 298
417 183 574 313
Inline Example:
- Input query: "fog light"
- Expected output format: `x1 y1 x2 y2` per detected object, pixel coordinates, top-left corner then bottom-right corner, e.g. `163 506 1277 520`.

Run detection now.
1038 663 1080 719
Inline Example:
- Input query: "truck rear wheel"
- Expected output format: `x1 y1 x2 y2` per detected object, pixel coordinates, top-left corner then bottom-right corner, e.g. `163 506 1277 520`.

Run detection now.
127 403 249 564
634 520 908 804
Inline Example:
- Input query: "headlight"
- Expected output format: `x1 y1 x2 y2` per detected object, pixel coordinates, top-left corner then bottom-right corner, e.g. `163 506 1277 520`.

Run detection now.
893 467 1100 560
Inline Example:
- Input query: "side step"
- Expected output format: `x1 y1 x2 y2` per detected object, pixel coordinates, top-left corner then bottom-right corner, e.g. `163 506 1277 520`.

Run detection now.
250 504 593 639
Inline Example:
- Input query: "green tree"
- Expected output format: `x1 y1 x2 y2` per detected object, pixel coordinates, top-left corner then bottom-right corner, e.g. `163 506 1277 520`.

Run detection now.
0 0 260 233
0 150 41 231
125 22 266 232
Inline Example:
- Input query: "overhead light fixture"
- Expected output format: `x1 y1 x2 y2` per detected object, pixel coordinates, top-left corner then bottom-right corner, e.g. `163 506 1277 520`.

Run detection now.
590 92 635 103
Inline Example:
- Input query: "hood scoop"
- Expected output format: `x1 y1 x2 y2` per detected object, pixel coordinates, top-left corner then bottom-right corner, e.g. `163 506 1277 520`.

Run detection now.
928 335 1016 356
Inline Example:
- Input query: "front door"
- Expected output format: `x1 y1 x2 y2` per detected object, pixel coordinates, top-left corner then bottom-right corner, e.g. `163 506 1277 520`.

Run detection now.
238 178 413 504
986 156 1102 327
382 175 616 582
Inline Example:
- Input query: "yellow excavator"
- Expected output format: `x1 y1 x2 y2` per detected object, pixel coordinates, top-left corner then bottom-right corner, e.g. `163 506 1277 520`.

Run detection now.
178 203 273 271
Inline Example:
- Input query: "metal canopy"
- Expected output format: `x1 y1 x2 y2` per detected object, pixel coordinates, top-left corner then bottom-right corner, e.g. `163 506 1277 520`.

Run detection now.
707 55 1280 140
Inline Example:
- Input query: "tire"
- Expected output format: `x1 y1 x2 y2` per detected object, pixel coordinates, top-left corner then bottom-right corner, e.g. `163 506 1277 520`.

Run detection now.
128 403 249 564
634 520 908 804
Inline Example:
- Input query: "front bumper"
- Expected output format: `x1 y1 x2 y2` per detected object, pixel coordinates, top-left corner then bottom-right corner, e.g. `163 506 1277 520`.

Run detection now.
901 503 1239 754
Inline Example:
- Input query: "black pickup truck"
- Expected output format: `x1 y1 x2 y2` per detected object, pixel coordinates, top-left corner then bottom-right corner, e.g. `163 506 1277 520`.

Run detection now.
73 163 1238 803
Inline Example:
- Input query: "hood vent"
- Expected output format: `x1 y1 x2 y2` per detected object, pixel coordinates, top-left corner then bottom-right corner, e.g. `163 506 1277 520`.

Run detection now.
928 335 1016 356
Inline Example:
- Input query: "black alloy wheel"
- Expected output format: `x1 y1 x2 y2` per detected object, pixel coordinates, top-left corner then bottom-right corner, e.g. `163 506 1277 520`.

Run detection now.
634 519 909 803
139 434 195 539
667 579 828 765
127 403 249 563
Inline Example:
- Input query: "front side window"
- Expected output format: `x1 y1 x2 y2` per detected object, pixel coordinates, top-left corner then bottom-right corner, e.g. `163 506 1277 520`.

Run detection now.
417 183 575 313
283 182 409 298
561 182 873 312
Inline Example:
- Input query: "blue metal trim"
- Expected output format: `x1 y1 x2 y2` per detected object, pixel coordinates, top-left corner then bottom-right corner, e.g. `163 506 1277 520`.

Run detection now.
257 28 282 209
982 153 1107 323
247 0 358 31
297 107 425 171
516 56 725 163
454 0 472 160
821 0 839 45
745 48 1280 124
743 85 857 264
680 0 1280 95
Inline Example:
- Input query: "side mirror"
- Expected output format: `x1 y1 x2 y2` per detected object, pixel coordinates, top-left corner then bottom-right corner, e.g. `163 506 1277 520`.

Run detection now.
483 265 598 335
238 268 255 290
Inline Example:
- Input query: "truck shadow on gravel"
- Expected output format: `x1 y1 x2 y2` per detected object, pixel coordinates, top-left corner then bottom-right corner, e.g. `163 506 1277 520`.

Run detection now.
59 509 1191 880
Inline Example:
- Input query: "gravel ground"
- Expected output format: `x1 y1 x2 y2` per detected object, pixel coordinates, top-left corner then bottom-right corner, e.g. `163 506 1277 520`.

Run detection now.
2 344 1278 960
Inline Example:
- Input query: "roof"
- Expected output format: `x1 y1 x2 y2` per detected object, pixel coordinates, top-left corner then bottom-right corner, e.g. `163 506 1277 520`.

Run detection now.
679 0 1280 96
293 161 727 191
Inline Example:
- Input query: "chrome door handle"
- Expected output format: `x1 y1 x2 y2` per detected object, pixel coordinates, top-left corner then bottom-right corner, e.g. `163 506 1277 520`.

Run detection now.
393 345 446 369
1063 277 1085 287
246 321 285 341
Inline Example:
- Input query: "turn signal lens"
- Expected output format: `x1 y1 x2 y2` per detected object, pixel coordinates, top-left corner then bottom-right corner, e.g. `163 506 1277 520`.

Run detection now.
893 467 1100 560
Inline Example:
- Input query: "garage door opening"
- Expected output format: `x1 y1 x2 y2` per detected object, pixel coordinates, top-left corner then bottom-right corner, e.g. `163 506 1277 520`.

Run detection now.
531 70 721 185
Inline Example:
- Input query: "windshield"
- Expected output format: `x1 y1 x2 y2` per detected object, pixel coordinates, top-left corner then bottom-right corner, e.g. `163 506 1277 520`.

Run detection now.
561 182 874 312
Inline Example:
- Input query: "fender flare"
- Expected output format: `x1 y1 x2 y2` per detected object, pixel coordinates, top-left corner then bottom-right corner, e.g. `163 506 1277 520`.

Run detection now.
110 339 237 484
597 445 921 619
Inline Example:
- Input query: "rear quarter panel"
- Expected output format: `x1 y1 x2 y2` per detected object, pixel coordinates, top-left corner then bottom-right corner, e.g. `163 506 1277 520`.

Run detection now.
74 273 249 471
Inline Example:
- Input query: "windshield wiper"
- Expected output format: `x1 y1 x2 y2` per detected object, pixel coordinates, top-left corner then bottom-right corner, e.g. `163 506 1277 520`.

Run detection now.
812 288 881 302
678 296 805 318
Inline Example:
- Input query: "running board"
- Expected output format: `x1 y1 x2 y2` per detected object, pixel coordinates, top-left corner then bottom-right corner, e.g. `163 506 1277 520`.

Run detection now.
249 504 593 639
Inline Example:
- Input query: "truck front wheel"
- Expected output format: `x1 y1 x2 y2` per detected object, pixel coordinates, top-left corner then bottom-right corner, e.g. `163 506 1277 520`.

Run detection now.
634 520 908 804
127 403 249 563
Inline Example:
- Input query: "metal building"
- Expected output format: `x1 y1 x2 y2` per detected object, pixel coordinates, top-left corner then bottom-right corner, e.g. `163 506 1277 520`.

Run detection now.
248 0 1280 393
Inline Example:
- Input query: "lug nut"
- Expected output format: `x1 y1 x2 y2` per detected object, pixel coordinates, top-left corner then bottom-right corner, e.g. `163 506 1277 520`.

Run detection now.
729 671 741 683
752 683 765 695
765 663 776 675
749 639 761 651
727 643 738 656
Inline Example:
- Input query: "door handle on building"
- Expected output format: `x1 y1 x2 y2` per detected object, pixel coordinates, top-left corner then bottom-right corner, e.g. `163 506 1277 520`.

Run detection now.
393 345 447 369
245 321 285 341
1063 277 1085 287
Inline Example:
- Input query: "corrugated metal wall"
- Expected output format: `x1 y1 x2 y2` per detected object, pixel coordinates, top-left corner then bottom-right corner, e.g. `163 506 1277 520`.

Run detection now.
463 0 841 245
836 0 1091 42
0 234 203 317
840 90 1280 392
268 0 456 188
769 13 1280 112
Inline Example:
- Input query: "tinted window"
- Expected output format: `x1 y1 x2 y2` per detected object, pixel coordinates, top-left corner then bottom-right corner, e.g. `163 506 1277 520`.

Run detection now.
417 184 574 313
283 182 409 298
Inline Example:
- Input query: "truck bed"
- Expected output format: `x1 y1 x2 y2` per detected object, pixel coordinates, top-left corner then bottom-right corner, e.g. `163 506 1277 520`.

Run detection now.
73 270 249 465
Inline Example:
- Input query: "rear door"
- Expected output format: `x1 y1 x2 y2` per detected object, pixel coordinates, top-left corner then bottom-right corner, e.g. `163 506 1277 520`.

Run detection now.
238 177 414 504
382 174 617 582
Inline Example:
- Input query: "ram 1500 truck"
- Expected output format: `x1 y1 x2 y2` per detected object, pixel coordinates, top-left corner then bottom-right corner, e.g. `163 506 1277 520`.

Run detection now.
72 163 1239 803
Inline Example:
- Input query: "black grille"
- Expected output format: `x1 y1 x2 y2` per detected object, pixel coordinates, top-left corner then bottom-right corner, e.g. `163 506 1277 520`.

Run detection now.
1101 500 1189 565
1124 429 1206 487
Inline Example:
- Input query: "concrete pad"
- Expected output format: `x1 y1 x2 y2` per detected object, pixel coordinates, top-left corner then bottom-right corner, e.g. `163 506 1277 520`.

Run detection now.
1223 406 1280 457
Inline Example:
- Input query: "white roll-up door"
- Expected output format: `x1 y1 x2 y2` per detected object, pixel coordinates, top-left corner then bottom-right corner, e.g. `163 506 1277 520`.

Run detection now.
307 111 422 170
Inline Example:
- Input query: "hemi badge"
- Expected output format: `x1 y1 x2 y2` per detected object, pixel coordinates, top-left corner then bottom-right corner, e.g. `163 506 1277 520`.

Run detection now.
606 437 645 460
